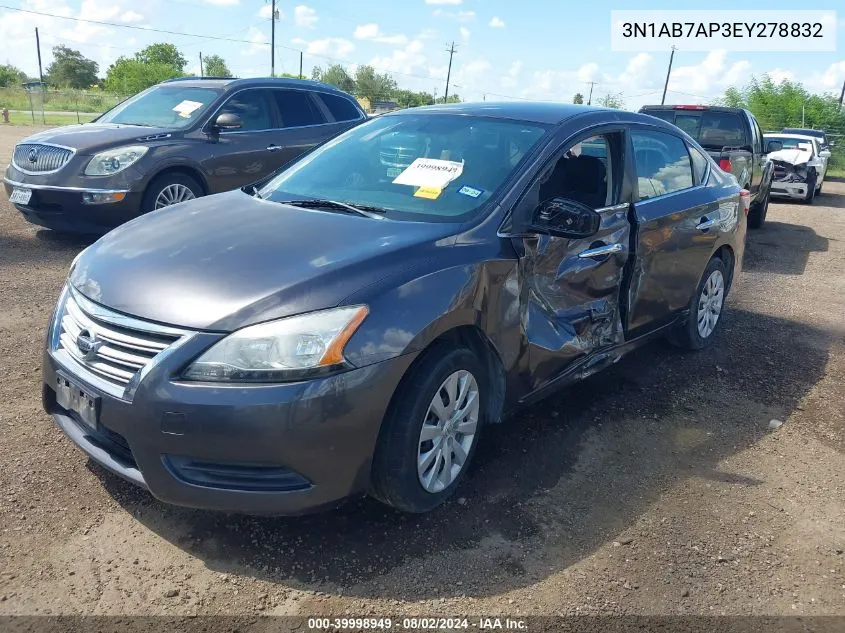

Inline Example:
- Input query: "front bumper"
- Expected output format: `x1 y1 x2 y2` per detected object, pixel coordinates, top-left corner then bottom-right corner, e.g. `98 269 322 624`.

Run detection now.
42 318 416 515
770 181 808 199
4 161 147 233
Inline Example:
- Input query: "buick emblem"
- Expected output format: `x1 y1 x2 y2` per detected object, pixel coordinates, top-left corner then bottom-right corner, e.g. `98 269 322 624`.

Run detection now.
76 329 100 360
27 147 38 163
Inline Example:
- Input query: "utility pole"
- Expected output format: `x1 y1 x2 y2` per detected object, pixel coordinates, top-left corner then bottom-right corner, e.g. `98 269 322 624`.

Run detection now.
35 27 44 85
299 51 303 79
838 77 845 109
802 102 805 127
199 52 204 77
443 41 457 103
270 0 276 77
586 82 596 106
661 45 676 105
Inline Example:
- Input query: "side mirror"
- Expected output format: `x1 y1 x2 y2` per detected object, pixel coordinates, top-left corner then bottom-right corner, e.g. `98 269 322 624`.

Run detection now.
213 112 243 130
531 198 601 239
819 149 832 158
765 140 783 154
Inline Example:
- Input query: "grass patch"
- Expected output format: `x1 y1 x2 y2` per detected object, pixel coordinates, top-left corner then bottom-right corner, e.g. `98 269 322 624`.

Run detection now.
2 112 98 126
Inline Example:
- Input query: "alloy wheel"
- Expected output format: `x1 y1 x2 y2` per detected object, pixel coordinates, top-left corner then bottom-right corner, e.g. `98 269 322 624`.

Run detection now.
154 184 196 209
417 369 479 494
697 269 725 338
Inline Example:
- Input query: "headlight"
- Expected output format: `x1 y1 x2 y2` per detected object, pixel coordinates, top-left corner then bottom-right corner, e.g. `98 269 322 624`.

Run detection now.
183 306 369 382
84 146 148 176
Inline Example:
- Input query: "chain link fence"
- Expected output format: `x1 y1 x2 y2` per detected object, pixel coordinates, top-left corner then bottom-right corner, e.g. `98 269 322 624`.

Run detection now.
0 88 127 125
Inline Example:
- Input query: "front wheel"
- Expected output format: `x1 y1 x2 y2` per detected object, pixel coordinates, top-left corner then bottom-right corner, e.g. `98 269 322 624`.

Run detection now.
668 256 728 351
747 186 769 229
370 345 485 513
142 173 203 213
803 171 817 204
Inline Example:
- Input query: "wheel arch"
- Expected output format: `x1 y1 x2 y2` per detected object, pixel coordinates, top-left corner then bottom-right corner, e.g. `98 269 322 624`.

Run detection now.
146 164 209 196
714 244 736 292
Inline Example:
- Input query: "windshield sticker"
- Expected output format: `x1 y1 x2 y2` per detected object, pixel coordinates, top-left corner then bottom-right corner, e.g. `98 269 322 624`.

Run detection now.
457 185 484 199
393 158 464 189
172 100 204 118
414 186 443 200
386 167 402 178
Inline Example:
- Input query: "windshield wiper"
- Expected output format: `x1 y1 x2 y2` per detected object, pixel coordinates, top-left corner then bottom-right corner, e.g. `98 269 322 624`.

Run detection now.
283 199 387 220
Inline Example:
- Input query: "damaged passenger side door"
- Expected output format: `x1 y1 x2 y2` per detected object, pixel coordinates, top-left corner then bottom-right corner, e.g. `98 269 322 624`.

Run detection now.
512 130 633 391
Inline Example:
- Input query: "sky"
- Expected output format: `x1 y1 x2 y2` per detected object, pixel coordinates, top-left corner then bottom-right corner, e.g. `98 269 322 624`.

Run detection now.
0 0 843 110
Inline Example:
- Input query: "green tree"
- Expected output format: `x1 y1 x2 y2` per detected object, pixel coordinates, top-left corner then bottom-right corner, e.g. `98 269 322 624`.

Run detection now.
0 63 27 88
203 54 231 77
355 65 397 103
104 58 183 94
394 89 434 108
596 92 624 109
135 43 187 72
573 92 584 104
313 64 356 93
443 93 461 103
44 46 99 89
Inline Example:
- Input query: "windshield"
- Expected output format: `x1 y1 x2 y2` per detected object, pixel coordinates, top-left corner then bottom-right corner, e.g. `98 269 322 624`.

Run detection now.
97 85 222 128
766 137 813 152
258 113 549 222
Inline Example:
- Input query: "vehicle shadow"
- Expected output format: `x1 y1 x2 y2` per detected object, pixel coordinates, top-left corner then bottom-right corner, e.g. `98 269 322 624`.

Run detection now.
742 220 828 276
95 306 831 601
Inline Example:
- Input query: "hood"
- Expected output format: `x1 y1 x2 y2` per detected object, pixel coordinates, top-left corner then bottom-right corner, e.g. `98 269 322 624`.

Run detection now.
20 123 174 155
766 148 811 166
69 191 458 331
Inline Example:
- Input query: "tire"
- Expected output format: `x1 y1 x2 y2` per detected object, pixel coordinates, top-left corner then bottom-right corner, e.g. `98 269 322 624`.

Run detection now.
668 256 728 351
803 171 817 204
370 345 486 513
747 186 769 230
816 179 823 195
142 173 203 213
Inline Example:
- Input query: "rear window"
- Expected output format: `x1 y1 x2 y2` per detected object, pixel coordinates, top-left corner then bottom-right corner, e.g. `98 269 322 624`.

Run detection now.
641 109 748 150
319 93 362 122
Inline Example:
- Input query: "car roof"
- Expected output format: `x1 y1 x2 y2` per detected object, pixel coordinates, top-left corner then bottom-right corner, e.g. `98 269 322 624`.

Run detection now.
383 101 623 125
764 133 817 141
159 76 352 95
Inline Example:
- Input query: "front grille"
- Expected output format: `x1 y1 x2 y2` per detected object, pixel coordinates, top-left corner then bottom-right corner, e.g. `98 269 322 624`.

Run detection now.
379 145 418 168
13 143 74 173
56 291 184 388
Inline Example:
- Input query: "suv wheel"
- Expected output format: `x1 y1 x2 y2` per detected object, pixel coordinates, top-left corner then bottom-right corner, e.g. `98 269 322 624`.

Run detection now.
371 345 485 513
143 173 202 212
747 186 769 229
803 171 817 204
668 256 728 350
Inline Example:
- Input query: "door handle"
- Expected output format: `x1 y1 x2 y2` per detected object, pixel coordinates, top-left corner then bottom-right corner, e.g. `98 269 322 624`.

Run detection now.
696 217 718 231
266 144 281 152
578 243 623 259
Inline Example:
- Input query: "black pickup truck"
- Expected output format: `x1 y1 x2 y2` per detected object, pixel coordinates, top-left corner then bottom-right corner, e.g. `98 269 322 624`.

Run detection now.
639 105 773 228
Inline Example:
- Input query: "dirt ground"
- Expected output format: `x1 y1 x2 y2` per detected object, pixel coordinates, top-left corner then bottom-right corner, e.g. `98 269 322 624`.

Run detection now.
0 124 843 621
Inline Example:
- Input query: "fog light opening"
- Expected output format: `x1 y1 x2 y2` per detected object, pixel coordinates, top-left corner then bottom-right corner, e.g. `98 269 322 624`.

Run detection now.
82 191 127 205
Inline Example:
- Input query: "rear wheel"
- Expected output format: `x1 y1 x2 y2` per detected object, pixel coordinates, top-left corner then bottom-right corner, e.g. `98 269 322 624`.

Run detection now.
142 173 203 213
371 345 485 513
668 256 728 351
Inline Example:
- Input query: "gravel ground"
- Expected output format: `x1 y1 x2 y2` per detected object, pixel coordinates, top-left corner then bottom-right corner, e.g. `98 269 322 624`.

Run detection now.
0 124 843 620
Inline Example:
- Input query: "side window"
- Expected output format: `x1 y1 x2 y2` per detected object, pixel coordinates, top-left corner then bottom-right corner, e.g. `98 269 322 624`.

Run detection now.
632 130 694 201
748 116 761 153
318 93 362 122
271 90 326 128
534 134 616 209
753 119 764 153
688 144 709 185
218 90 273 132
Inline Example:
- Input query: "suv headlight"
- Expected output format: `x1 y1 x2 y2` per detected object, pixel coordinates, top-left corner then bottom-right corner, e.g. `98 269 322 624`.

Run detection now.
183 306 369 382
84 146 149 176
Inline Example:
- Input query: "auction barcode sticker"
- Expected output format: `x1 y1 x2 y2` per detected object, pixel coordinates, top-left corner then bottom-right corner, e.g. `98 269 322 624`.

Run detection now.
610 10 836 52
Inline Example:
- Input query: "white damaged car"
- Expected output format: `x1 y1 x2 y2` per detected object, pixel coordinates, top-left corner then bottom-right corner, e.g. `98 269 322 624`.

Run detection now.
763 133 831 203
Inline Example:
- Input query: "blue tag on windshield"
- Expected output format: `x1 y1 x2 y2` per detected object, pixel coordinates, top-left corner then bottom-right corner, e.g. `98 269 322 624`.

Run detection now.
457 185 484 198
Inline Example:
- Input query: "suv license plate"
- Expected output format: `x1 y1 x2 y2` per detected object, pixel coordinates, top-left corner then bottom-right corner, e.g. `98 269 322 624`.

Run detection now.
9 187 32 205
56 375 99 430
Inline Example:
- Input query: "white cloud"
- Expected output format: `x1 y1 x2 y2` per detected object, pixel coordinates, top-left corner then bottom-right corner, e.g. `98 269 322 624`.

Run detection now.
501 60 522 89
354 23 408 45
805 60 845 93
417 28 438 40
294 5 318 28
119 10 143 22
425 0 461 4
667 50 751 101
202 0 240 5
242 26 269 56
460 27 470 42
432 9 475 22
370 39 429 77
293 36 354 58
489 16 505 28
767 69 795 85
